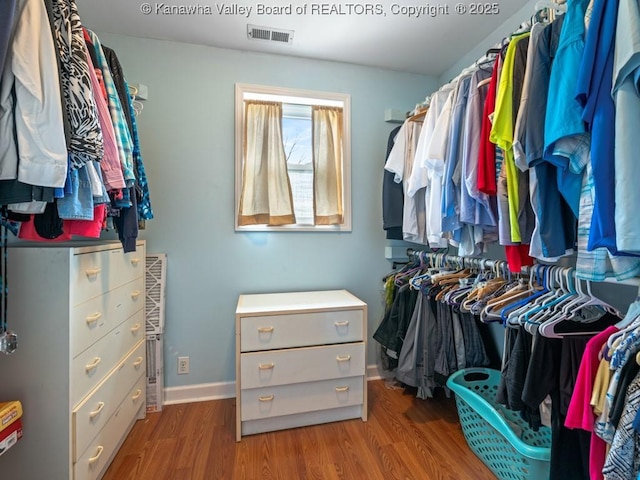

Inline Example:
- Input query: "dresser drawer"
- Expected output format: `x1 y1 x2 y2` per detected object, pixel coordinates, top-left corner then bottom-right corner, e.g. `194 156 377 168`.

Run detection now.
71 278 145 358
72 339 145 461
240 309 363 352
71 309 145 405
106 247 145 291
71 247 144 306
73 376 145 480
241 342 365 389
240 376 364 421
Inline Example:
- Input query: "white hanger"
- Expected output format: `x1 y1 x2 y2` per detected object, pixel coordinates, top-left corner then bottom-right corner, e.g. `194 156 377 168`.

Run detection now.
515 266 561 327
566 280 622 320
500 264 543 323
534 1 566 13
530 268 579 328
522 267 573 334
604 294 640 349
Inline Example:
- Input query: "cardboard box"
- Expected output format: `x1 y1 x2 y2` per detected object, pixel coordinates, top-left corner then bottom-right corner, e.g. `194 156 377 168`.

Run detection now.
0 401 22 433
0 418 23 457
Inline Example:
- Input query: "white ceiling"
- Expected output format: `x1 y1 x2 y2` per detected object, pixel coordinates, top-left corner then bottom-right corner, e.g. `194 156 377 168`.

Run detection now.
76 0 530 76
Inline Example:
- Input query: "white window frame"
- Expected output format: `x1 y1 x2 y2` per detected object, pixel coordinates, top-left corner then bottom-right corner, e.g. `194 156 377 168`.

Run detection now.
234 83 352 232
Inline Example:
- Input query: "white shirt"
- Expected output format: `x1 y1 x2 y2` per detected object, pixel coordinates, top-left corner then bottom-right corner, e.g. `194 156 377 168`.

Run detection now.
0 0 68 188
385 121 426 244
404 90 449 244
424 87 455 248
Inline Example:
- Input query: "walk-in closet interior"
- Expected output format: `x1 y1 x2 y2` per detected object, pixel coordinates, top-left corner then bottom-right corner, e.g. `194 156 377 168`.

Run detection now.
1 0 639 478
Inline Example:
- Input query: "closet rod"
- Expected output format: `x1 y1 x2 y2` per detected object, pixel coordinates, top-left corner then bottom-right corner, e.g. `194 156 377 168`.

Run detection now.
405 249 521 274
404 249 640 287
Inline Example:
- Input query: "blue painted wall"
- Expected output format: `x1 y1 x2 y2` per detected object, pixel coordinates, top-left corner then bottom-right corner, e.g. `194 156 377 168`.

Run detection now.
95 33 438 388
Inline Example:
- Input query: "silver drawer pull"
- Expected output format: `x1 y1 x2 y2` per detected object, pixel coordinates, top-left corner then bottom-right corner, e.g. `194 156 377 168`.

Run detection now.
336 355 351 362
258 363 275 370
130 290 142 300
133 356 144 368
132 389 143 401
335 386 350 392
89 402 105 419
85 357 102 372
258 326 274 333
85 267 101 278
88 446 104 465
85 312 102 325
131 323 142 334
130 258 141 266
259 395 274 402
334 321 349 327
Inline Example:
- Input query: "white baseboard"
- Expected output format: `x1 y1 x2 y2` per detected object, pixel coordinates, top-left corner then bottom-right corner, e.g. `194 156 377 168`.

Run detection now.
164 381 236 405
367 364 384 380
163 364 387 405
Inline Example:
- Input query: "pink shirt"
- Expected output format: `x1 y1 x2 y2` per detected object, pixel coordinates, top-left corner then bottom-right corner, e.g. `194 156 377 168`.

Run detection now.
565 325 619 480
83 43 126 190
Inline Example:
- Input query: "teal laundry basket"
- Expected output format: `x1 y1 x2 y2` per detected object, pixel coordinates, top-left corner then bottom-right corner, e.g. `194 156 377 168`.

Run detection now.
447 368 552 480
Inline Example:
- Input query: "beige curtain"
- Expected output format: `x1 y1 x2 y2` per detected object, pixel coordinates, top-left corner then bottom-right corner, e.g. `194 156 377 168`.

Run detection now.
238 101 296 226
312 106 344 225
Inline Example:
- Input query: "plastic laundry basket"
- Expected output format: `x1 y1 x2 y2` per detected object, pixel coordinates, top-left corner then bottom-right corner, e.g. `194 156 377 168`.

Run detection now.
446 368 552 480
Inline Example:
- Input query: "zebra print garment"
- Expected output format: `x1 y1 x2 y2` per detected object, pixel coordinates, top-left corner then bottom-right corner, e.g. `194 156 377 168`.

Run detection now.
51 0 103 170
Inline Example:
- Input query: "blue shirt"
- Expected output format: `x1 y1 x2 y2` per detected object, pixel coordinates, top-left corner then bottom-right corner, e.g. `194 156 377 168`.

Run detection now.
442 74 471 238
544 0 589 158
576 0 621 254
544 0 589 217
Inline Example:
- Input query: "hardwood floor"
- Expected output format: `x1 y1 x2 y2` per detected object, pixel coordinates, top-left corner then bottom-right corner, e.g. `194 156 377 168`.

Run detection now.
103 380 495 480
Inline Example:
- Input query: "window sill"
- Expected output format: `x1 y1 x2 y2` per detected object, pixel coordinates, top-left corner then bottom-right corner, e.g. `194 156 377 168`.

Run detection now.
235 223 352 233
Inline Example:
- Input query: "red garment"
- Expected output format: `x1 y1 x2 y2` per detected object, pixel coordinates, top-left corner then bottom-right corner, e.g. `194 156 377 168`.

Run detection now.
504 244 534 273
65 205 106 238
478 56 500 196
18 205 106 241
18 215 72 242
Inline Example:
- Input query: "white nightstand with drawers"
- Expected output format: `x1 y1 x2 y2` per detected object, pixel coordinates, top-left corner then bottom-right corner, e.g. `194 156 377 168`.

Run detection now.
235 290 368 441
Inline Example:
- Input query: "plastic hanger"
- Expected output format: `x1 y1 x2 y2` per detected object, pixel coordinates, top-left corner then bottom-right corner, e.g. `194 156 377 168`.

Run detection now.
534 1 567 14
538 305 607 338
480 276 531 323
535 269 615 338
520 267 573 333
564 279 622 320
503 264 548 326
511 265 559 326
530 268 581 327
553 273 591 320
604 296 640 351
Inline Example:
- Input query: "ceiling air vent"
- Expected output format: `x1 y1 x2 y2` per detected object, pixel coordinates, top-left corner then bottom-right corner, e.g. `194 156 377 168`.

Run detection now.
247 25 294 45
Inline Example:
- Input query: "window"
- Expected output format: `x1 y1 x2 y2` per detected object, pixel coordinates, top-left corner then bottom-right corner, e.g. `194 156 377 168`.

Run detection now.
235 84 351 231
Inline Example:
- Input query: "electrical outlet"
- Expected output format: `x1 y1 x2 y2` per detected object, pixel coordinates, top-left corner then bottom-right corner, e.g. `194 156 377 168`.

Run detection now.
178 356 189 375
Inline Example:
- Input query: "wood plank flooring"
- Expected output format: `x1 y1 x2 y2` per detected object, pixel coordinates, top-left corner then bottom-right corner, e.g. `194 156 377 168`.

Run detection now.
103 380 495 480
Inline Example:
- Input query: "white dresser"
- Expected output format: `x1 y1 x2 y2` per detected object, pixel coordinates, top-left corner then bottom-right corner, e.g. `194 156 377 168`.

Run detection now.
0 241 146 479
235 290 367 441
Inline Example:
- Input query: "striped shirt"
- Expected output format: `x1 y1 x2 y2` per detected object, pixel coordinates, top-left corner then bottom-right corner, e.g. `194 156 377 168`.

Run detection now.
576 160 640 282
85 29 135 184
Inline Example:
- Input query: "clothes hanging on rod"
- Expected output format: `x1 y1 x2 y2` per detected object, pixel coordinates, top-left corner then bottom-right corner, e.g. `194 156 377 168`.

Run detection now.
0 0 154 252
383 0 640 283
386 249 640 479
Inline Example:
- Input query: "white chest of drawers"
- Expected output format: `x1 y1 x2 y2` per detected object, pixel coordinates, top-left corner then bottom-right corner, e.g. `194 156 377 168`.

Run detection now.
0 241 146 480
235 290 368 441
